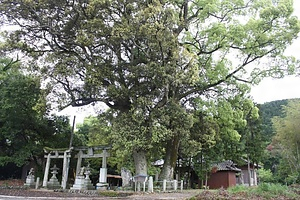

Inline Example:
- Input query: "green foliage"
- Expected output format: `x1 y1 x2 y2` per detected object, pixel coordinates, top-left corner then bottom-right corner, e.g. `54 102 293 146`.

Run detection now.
186 96 266 184
228 183 297 199
0 58 73 168
76 115 111 147
256 183 290 197
271 100 300 184
258 99 289 141
258 168 275 183
257 99 295 180
76 113 135 173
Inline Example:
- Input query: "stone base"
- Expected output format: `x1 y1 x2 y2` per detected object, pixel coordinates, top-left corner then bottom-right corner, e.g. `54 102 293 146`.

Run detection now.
96 182 109 190
47 177 61 189
24 177 35 188
71 177 94 190
24 183 36 188
84 179 94 190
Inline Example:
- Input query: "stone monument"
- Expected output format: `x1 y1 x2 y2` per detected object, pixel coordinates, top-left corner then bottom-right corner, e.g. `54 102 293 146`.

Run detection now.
121 168 132 187
71 166 86 190
24 168 35 188
84 164 94 190
71 165 94 190
47 165 61 189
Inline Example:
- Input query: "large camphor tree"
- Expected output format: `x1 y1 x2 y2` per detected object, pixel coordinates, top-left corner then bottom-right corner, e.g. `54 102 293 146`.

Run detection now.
0 0 299 180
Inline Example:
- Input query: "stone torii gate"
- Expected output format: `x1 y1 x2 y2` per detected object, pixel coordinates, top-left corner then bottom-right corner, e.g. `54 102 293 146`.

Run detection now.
74 146 111 188
42 148 72 189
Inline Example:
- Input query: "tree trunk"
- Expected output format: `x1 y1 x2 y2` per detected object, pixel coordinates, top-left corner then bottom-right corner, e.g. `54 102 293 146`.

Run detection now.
159 136 180 180
247 157 252 186
133 149 148 175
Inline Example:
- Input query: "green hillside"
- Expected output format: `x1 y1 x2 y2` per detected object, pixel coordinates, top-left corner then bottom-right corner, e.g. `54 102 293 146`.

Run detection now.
258 99 290 142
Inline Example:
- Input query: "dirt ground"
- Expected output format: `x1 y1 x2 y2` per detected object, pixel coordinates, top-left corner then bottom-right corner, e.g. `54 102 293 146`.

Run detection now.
0 180 200 199
0 189 200 200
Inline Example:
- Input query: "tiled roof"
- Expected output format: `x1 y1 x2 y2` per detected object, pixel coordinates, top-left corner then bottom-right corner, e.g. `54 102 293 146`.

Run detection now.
214 160 241 172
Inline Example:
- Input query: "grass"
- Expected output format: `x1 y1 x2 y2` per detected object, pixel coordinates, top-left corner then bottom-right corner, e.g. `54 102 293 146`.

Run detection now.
227 183 298 199
97 190 134 197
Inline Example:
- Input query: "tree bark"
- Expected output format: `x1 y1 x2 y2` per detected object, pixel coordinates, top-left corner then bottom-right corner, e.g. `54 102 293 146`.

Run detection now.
133 149 148 175
159 136 180 180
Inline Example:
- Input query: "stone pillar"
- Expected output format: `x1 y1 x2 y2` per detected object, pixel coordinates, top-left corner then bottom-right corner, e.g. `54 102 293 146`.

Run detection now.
163 179 167 192
173 180 177 191
102 150 107 168
180 180 183 191
35 177 40 189
100 149 108 182
43 153 51 187
76 150 83 176
61 151 69 189
99 168 108 183
96 149 109 189
148 176 153 193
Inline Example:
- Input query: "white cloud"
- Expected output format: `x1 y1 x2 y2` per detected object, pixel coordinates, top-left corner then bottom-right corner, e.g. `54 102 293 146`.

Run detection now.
251 76 300 104
250 1 300 103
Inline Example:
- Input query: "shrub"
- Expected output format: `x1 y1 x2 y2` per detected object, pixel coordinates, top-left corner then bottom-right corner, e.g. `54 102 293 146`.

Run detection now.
258 168 275 183
255 183 296 199
228 185 249 193
228 183 298 199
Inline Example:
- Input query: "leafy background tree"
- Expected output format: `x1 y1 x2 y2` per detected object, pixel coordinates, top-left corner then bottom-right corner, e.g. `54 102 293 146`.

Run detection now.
272 100 300 184
258 99 288 175
0 58 46 166
0 57 78 178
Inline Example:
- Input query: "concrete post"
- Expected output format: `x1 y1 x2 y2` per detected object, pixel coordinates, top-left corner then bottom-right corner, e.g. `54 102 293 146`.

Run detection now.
42 153 51 187
148 176 153 193
180 180 183 191
35 177 40 189
173 180 177 191
163 179 167 192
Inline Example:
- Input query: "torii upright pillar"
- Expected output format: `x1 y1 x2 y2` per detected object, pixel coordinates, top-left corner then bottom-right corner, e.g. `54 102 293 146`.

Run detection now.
42 153 51 187
99 149 108 183
97 149 110 189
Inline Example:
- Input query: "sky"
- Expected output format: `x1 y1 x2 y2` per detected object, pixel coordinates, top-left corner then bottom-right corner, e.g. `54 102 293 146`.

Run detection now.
250 1 300 104
60 1 300 124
